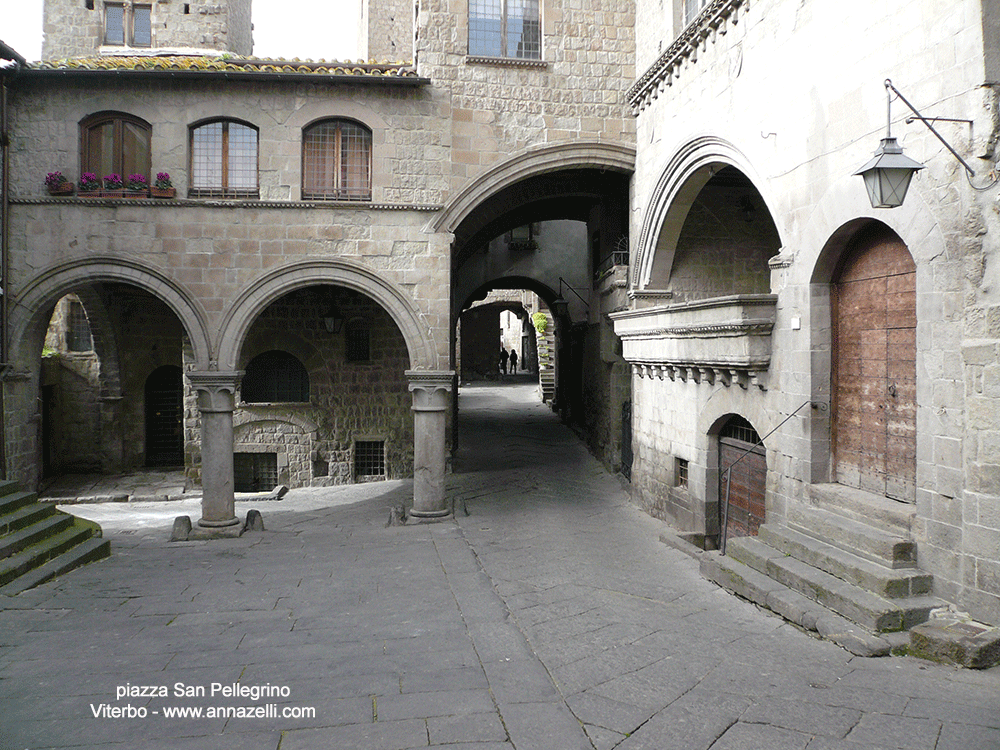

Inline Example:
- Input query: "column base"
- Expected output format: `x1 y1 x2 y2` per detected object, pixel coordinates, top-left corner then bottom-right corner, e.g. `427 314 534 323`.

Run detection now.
197 516 241 528
188 524 244 540
407 508 454 523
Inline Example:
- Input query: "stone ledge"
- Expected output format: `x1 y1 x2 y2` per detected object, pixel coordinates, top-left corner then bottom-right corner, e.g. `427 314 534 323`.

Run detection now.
909 615 1000 669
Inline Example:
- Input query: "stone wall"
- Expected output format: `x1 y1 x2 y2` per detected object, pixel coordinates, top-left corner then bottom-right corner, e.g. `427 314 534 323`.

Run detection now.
361 0 413 62
42 0 253 60
414 0 636 191
627 0 1000 624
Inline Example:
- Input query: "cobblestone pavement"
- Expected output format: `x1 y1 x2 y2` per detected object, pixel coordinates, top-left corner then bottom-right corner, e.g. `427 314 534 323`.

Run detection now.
1 382 998 750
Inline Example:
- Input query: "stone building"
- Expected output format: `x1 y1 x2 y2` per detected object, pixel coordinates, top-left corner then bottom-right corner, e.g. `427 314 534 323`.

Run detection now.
1 0 998 635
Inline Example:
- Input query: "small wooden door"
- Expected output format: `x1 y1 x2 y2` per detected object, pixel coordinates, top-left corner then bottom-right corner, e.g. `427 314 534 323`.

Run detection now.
833 225 916 502
720 416 766 539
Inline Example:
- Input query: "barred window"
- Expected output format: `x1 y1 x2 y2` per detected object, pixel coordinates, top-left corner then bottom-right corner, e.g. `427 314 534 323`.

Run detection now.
354 440 385 479
190 119 259 198
67 300 94 353
345 320 370 362
81 111 151 184
302 119 372 201
720 415 761 445
241 350 309 403
234 453 278 492
469 0 540 60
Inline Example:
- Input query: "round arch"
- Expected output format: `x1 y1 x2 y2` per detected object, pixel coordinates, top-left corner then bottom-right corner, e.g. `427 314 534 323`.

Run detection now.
215 259 438 371
633 135 784 289
433 141 636 236
10 257 212 368
458 276 561 315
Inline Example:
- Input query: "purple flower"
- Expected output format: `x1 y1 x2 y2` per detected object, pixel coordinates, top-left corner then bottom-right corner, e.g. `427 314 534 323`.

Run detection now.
103 173 123 189
45 171 68 189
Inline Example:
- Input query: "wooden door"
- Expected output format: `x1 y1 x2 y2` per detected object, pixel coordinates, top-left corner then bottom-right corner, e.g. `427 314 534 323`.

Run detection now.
833 226 916 501
720 416 766 539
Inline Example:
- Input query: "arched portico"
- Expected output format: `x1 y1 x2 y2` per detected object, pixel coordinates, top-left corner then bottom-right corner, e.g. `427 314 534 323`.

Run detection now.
202 260 451 525
10 257 212 369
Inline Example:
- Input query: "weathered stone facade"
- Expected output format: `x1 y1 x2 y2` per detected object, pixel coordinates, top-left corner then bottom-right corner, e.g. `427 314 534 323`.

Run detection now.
42 0 253 59
6 0 997 629
617 0 1000 625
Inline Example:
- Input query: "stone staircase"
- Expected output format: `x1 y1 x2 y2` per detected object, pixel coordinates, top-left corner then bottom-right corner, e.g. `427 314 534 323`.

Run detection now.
701 484 944 656
0 480 110 596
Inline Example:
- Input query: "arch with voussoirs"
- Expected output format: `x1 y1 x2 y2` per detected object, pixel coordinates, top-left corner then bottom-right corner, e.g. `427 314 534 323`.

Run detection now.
201 259 451 524
441 142 636 463
5 258 211 491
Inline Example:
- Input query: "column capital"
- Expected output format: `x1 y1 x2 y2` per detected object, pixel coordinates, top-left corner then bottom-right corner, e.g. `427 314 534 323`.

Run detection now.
406 370 455 411
188 370 243 413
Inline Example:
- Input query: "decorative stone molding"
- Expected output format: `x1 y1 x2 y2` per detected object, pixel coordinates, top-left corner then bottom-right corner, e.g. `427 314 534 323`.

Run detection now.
465 56 548 70
628 0 748 115
613 294 776 390
187 371 243 413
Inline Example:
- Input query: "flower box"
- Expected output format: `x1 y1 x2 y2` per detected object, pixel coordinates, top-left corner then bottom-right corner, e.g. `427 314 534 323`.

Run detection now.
150 186 176 198
47 182 75 196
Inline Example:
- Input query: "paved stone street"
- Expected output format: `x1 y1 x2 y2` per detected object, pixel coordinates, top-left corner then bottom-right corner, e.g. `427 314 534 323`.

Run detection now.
1 382 998 750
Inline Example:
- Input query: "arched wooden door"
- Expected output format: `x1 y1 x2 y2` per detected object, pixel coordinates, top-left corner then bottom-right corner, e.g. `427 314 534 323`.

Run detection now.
719 415 766 539
832 224 916 502
145 365 184 467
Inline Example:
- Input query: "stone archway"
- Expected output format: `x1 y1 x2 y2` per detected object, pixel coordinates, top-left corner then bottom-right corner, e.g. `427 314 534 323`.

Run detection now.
632 135 783 291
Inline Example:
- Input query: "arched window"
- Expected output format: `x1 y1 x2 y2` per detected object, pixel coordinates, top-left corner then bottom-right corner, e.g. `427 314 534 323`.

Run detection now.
302 119 372 201
241 350 310 403
190 119 259 198
81 111 151 182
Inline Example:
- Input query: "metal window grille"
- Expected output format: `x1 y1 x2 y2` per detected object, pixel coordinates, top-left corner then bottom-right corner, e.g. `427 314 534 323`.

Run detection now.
241 350 309 403
104 4 124 44
191 121 259 197
354 441 385 478
469 0 540 59
132 5 151 46
67 301 93 352
720 416 761 445
302 120 372 201
234 453 278 492
676 457 689 489
345 323 370 362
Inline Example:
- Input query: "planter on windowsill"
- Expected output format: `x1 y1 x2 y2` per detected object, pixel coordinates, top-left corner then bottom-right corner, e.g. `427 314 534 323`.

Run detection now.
124 189 148 198
150 187 176 198
47 183 75 196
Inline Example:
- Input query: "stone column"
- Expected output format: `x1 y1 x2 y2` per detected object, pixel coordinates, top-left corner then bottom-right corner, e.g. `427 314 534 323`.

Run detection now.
187 371 243 529
406 370 455 520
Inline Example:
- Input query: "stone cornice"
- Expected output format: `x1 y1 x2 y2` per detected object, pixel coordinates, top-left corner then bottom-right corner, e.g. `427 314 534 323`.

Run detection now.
628 0 747 115
13 197 442 212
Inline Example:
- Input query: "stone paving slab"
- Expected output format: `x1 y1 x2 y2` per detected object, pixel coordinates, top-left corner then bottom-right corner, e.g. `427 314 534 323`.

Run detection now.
0 383 998 750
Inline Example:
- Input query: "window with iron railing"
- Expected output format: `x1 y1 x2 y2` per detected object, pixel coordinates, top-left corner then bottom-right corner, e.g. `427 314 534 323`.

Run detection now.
302 119 372 201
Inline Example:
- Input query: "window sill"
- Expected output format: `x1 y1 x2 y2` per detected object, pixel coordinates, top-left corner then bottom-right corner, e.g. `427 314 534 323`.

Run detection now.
465 55 548 69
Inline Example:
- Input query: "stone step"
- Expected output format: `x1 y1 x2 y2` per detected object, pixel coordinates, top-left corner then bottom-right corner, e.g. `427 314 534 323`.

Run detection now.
699 552 907 657
757 524 933 598
0 479 26 498
807 483 916 536
0 520 98 588
0 489 39 517
0 501 56 536
787 503 916 569
0 535 110 596
0 513 74 559
726 536 941 633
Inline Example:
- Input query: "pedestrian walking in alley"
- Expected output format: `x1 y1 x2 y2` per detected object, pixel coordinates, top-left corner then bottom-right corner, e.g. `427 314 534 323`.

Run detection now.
499 348 509 374
509 349 518 373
